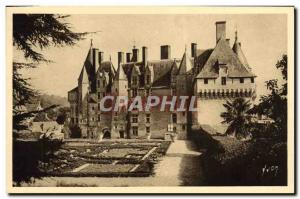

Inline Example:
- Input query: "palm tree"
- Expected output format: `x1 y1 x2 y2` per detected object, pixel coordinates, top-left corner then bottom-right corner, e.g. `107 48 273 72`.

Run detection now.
221 98 252 139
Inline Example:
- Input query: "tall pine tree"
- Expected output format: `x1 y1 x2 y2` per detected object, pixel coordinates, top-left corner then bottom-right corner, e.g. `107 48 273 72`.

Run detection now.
13 14 90 129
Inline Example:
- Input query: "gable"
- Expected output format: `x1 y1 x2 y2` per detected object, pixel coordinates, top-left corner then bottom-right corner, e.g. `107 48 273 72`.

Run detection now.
178 52 194 75
98 61 116 78
115 64 127 80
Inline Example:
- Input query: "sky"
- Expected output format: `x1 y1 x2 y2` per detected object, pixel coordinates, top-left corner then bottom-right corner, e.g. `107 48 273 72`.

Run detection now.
16 14 287 99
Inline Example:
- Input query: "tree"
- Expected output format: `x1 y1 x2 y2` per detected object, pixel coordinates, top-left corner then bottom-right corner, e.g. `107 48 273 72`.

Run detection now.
221 98 252 139
249 54 287 140
13 14 89 128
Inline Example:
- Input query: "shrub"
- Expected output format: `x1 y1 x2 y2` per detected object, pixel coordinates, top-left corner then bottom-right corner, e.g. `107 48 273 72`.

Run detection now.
200 135 287 186
191 128 224 155
13 139 63 185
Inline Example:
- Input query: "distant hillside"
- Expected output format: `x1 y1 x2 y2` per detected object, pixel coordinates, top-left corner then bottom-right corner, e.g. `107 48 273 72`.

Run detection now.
39 94 69 108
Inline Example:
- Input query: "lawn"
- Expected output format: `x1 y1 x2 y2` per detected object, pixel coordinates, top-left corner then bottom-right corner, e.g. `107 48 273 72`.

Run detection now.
37 140 171 177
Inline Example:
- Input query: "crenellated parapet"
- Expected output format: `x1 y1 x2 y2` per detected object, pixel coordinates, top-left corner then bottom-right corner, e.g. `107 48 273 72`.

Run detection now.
197 87 255 99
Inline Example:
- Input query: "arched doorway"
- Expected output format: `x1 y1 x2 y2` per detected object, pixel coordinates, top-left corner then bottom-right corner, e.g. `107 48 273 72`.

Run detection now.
102 129 111 139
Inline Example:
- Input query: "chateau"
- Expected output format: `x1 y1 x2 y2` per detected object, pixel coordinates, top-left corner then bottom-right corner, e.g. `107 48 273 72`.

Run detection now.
68 21 257 139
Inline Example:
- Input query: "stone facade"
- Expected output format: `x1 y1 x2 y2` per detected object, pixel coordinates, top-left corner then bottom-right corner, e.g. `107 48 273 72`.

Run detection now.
68 20 257 139
193 21 257 134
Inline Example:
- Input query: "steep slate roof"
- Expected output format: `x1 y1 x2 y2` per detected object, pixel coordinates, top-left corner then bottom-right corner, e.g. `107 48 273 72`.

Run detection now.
148 59 180 87
115 64 127 80
178 50 194 75
99 61 116 78
232 33 251 71
95 60 116 93
68 87 78 102
196 39 255 79
172 59 181 71
88 94 98 103
151 69 171 87
195 49 214 73
122 59 180 88
78 66 90 84
76 47 98 92
82 47 95 82
69 87 78 93
148 59 179 88
122 62 143 80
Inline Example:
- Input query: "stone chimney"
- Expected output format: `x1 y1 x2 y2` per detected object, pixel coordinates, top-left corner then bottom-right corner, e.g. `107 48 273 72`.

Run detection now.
132 47 139 62
216 21 226 44
98 51 104 65
126 52 131 63
161 45 171 60
142 46 148 65
118 52 124 67
191 43 197 58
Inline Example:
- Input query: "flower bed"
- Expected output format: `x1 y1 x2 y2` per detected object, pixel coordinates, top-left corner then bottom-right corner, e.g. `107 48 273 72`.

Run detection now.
37 140 171 177
79 164 134 173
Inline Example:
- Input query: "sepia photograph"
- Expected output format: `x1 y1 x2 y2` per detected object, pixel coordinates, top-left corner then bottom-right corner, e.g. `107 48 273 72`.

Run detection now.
6 6 294 194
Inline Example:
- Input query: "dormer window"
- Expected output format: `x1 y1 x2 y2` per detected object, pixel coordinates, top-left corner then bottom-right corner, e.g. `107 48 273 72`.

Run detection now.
240 78 244 83
219 64 228 76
